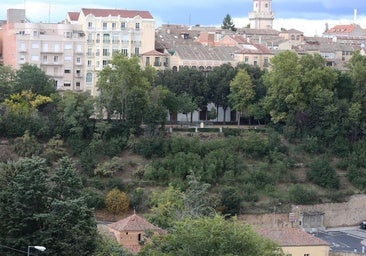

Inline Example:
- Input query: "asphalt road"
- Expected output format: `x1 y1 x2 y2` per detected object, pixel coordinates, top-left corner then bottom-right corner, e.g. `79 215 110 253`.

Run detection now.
313 227 366 253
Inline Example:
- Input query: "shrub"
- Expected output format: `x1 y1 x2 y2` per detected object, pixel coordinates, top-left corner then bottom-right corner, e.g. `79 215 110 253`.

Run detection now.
219 186 242 216
94 157 125 177
307 158 339 189
289 184 318 205
11 131 42 157
133 136 167 158
347 165 366 191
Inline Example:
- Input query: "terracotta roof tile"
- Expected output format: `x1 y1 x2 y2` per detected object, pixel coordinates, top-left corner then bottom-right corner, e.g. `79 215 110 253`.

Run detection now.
108 214 164 232
257 227 329 247
81 8 153 19
67 12 80 21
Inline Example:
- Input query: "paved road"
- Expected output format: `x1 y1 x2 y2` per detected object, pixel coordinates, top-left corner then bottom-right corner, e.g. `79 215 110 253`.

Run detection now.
314 227 366 253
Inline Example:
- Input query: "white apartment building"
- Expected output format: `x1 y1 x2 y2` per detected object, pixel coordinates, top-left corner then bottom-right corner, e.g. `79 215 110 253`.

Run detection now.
66 8 155 95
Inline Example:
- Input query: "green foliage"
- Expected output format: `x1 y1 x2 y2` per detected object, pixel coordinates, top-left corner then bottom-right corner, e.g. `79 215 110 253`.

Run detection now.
307 158 340 189
0 157 98 255
140 215 283 256
134 136 167 158
221 14 237 31
10 131 42 157
14 63 56 96
220 186 242 216
238 133 270 158
289 184 319 205
94 234 132 256
347 165 366 191
94 157 125 177
41 135 68 164
222 128 241 137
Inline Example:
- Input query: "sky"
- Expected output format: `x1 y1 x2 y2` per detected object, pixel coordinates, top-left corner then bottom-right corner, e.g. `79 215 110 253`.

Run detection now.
2 0 366 36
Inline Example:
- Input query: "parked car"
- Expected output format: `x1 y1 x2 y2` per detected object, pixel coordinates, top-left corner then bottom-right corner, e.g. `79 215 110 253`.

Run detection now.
360 221 366 229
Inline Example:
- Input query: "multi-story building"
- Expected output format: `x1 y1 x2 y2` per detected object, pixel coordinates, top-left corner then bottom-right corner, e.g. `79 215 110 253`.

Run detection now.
2 8 155 96
248 0 275 29
65 8 155 95
2 9 86 92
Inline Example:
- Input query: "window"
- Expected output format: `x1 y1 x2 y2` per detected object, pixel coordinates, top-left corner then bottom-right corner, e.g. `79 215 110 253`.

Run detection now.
87 33 92 43
112 23 116 30
33 31 38 37
135 47 140 56
112 34 119 44
76 69 81 76
304 254 310 256
145 57 150 66
76 57 81 64
103 22 107 30
135 23 140 30
121 49 128 56
30 55 38 61
264 58 269 67
102 60 108 67
43 55 48 63
64 81 71 87
20 43 26 51
121 22 126 29
76 81 81 87
87 48 92 56
88 22 93 29
154 57 160 66
54 56 59 63
42 44 48 52
64 44 72 50
103 48 109 56
64 69 71 74
96 34 100 43
138 234 142 242
65 32 71 38
103 34 110 43
86 73 92 84
244 56 249 64
87 60 92 67
96 49 100 56
20 55 25 61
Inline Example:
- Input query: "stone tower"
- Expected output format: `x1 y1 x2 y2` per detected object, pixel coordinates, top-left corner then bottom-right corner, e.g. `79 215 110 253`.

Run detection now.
248 0 275 29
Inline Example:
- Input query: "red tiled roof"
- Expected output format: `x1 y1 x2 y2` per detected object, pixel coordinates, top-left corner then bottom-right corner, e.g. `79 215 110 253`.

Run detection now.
81 8 153 19
67 12 80 21
326 24 358 34
235 43 271 54
257 228 329 247
108 214 163 232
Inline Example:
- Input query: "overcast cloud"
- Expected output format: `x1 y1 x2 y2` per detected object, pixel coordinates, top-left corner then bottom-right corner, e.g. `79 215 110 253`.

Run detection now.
1 0 366 36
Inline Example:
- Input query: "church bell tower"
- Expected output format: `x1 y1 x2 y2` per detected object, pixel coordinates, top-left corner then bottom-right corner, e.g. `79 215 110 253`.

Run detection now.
248 0 275 29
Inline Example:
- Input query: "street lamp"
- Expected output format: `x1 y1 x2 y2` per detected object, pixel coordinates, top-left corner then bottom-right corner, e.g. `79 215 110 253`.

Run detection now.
27 246 46 256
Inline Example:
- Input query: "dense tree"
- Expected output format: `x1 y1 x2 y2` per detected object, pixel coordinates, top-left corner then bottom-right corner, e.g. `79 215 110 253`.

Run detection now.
0 157 98 256
139 215 283 256
221 14 237 32
0 65 16 102
105 188 130 219
229 69 255 125
207 63 236 123
97 53 150 125
14 63 56 96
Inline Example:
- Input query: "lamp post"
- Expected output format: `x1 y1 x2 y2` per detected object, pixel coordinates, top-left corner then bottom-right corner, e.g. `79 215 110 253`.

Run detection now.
27 246 46 256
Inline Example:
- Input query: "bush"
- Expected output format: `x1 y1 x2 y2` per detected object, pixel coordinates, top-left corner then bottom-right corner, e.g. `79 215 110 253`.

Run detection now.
307 158 339 189
289 184 318 205
222 128 241 137
11 131 42 157
219 186 242 216
347 165 366 190
133 136 167 158
94 157 125 177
